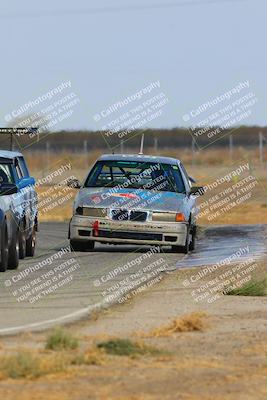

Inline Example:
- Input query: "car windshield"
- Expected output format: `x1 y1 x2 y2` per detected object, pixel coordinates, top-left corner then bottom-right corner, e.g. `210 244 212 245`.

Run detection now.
84 160 186 193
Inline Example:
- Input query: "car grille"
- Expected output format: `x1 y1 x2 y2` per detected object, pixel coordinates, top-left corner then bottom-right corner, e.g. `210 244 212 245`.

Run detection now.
111 209 148 222
130 211 147 222
97 230 162 241
83 207 107 217
111 209 129 221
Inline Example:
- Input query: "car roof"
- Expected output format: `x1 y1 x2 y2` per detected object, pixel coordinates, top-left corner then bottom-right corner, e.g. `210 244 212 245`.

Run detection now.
0 150 23 159
98 154 181 165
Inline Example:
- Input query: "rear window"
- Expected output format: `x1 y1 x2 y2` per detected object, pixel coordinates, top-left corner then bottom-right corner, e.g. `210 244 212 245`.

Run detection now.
84 160 186 193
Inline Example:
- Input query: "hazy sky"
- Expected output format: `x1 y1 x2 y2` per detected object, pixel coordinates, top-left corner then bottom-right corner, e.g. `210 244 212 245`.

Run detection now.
0 0 265 131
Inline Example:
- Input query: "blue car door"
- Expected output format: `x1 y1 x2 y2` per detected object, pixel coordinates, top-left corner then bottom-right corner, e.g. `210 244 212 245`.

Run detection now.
13 157 36 235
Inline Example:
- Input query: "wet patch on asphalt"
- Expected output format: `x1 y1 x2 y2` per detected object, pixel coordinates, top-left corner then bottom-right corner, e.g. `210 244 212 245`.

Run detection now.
177 225 267 268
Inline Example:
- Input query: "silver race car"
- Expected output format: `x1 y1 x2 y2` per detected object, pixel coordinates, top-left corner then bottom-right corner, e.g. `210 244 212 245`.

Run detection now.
68 154 203 253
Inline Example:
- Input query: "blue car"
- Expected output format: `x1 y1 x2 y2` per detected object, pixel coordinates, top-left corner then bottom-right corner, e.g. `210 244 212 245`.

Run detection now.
0 151 38 272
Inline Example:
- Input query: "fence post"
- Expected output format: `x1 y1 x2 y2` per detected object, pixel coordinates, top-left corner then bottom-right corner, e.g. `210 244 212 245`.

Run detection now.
192 137 196 166
154 137 158 153
46 141 50 167
229 134 233 161
259 131 263 164
10 132 13 151
83 140 88 167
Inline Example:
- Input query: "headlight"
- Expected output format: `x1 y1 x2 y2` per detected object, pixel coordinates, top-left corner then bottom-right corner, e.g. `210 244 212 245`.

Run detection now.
152 211 186 222
75 206 84 215
152 212 176 222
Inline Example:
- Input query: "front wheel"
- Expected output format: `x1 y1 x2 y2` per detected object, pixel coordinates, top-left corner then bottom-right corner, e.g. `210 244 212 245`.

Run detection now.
172 225 190 254
189 225 196 251
8 230 19 270
19 222 26 259
0 224 9 272
26 226 36 257
70 240 95 252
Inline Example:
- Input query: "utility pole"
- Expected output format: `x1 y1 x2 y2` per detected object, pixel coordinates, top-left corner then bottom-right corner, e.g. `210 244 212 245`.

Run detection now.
139 134 144 155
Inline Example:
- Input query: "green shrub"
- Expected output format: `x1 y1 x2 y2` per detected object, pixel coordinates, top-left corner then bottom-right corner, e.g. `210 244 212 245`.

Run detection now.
225 278 267 296
45 328 79 351
97 338 160 356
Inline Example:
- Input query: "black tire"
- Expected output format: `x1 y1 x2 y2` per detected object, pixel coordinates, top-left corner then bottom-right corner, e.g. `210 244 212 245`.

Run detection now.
0 224 9 272
8 230 19 270
70 239 95 252
172 225 190 254
26 226 36 257
189 225 196 251
19 221 26 259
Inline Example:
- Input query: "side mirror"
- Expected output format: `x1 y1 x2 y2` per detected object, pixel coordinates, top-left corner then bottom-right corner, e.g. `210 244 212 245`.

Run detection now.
28 176 36 185
189 176 196 184
0 183 18 195
189 186 205 196
18 176 35 189
67 178 81 189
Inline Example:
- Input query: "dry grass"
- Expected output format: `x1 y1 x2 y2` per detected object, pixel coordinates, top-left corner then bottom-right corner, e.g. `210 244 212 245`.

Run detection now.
24 150 101 181
0 346 106 380
24 147 267 173
198 201 267 225
138 312 208 338
156 146 266 167
36 185 75 222
0 351 65 380
69 348 106 366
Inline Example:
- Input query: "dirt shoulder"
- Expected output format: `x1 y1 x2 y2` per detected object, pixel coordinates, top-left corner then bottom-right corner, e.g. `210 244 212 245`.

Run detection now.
0 262 267 400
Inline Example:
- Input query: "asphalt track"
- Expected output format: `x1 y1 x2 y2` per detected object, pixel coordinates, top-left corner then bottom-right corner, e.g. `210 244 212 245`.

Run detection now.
0 222 265 335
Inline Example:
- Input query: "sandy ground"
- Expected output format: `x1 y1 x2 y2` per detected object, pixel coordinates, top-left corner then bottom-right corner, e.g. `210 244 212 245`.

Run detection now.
0 260 266 400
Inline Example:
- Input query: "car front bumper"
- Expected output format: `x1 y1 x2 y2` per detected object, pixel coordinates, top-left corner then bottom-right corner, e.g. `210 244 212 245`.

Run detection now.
69 215 188 246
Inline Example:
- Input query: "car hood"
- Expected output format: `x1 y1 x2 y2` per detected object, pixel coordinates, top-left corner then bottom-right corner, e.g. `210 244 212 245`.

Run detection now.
75 187 187 212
